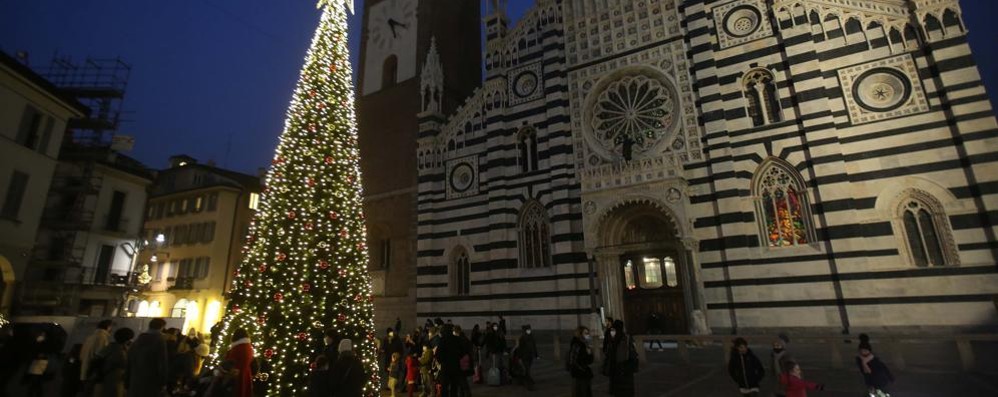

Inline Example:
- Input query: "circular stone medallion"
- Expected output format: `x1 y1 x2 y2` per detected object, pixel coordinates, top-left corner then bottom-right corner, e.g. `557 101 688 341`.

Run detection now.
513 71 539 98
449 163 474 193
724 6 762 38
853 68 912 112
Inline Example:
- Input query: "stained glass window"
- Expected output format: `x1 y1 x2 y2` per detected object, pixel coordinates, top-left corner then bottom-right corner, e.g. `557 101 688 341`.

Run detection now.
901 200 947 267
756 162 811 247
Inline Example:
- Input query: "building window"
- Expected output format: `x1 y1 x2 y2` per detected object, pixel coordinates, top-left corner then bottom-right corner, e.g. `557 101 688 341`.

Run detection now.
753 159 814 247
517 126 539 173
743 68 781 126
623 260 636 290
640 257 663 289
380 239 391 270
663 257 678 287
451 247 471 296
105 190 126 232
193 195 204 213
895 190 958 267
203 222 216 243
1 171 29 220
15 105 43 150
383 55 399 88
207 193 219 212
518 200 552 268
248 192 260 210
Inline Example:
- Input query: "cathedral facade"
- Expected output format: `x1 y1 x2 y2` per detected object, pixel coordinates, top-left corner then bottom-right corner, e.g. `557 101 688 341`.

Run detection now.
408 0 998 333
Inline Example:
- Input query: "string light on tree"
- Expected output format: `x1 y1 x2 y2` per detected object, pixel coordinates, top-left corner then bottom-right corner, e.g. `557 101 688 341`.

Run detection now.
209 0 379 395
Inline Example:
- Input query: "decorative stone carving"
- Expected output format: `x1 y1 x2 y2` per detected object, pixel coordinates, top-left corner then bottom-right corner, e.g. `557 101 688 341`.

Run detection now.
584 200 597 215
508 62 544 106
713 0 773 49
445 155 479 199
838 54 929 125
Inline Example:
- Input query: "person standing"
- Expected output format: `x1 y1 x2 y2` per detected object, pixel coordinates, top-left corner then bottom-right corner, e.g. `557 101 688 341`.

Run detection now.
81 320 113 395
497 315 507 337
435 324 464 397
322 329 341 367
645 313 664 351
94 328 134 397
405 350 419 397
330 339 366 397
606 320 635 397
387 353 402 397
61 344 83 397
418 344 433 397
779 361 824 397
483 323 505 378
728 338 765 397
383 328 404 390
568 326 594 397
126 318 169 397
308 355 332 397
224 329 254 397
770 336 791 397
855 334 893 395
516 325 538 390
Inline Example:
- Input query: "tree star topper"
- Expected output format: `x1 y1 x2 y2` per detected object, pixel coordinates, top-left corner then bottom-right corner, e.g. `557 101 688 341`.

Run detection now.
318 0 354 14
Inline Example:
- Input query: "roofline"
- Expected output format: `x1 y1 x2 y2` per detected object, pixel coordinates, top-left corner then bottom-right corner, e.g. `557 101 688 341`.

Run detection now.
0 51 89 116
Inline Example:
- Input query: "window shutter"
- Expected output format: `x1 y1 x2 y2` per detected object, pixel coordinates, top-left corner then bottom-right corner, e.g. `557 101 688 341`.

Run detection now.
1 171 30 219
37 117 54 155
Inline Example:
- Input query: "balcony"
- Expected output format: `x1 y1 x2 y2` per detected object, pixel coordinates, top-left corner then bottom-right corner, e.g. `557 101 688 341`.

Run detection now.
101 215 131 234
170 277 196 290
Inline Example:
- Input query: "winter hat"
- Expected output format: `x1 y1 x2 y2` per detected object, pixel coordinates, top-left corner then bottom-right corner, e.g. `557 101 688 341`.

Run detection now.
338 338 354 353
195 343 210 357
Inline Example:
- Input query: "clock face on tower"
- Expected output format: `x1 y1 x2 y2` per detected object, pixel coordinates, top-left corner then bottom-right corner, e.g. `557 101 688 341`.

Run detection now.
362 0 419 95
369 0 415 51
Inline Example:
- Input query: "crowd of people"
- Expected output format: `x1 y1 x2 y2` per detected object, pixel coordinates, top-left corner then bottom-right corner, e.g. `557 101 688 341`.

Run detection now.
727 333 895 397
0 315 900 397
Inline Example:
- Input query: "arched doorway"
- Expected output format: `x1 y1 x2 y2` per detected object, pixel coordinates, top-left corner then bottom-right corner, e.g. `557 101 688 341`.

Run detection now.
595 201 695 335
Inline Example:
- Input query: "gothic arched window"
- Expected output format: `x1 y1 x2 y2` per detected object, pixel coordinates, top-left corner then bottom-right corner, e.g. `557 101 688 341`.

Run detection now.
518 201 552 268
451 247 471 295
895 191 957 267
753 160 813 247
518 126 539 173
382 55 398 88
743 69 781 127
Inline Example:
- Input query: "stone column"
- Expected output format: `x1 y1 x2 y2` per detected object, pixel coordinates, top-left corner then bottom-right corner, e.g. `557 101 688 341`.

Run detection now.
596 251 624 321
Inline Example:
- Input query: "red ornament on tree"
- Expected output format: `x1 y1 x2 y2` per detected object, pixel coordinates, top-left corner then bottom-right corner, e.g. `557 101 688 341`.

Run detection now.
318 260 330 270
287 210 296 219
258 264 268 273
338 268 347 277
307 178 316 187
328 211 339 220
232 305 241 313
296 332 308 341
274 292 284 302
257 314 267 325
243 280 252 288
264 348 275 359
276 253 287 262
325 156 334 165
339 228 348 238
308 123 317 133
304 222 314 231
337 314 346 322
302 283 311 292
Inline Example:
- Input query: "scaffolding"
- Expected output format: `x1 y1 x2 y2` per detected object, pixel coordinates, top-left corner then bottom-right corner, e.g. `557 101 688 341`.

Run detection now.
41 55 132 147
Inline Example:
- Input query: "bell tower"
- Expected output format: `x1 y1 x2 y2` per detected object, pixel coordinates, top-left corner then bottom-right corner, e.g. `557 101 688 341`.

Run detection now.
355 0 480 331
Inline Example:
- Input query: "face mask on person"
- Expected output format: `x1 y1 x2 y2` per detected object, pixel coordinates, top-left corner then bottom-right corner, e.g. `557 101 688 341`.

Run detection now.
493 326 498 331
36 335 45 342
389 332 394 338
583 334 592 342
453 332 459 337
773 348 784 353
525 330 531 335
609 330 617 338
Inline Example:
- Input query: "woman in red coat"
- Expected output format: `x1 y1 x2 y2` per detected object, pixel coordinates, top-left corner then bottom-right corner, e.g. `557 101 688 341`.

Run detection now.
225 329 254 397
779 361 824 397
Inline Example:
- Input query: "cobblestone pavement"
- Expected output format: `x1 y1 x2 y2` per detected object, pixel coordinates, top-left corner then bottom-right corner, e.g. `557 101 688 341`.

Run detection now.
387 339 998 397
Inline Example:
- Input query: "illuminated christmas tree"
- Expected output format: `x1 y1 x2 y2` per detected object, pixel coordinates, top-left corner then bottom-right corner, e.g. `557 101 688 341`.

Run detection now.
211 1 379 395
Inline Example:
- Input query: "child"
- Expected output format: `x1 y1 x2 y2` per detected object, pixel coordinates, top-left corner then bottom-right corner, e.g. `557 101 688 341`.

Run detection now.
388 352 401 397
418 345 434 397
779 360 824 397
856 334 893 395
405 350 419 397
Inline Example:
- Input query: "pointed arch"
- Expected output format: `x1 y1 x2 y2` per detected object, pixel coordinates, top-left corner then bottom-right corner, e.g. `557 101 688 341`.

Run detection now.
893 189 959 268
752 158 815 247
942 9 964 35
518 200 552 268
743 68 781 126
517 125 539 172
449 246 471 296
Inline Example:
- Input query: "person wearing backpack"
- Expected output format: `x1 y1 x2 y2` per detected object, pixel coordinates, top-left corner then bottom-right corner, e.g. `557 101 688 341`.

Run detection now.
567 326 594 397
606 320 635 397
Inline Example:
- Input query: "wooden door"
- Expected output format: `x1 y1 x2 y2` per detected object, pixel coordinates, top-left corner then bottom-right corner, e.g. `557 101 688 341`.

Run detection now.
620 252 688 335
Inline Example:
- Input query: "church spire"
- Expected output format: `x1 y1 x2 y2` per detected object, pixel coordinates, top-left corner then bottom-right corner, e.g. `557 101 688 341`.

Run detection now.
421 36 444 114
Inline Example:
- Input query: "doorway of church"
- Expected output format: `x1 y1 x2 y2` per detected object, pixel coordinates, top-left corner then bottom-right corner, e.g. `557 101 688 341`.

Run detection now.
620 252 688 335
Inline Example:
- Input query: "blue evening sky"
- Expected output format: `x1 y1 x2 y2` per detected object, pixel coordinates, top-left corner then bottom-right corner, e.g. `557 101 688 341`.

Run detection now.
2 0 995 174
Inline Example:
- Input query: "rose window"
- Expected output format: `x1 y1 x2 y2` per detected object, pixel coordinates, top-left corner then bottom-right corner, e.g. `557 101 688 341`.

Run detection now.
590 76 676 156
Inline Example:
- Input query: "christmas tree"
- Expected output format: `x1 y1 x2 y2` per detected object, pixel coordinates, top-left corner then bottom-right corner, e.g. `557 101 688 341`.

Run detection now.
211 1 379 395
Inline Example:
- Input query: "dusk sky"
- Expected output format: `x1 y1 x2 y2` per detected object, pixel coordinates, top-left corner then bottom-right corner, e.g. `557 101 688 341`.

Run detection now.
3 0 996 175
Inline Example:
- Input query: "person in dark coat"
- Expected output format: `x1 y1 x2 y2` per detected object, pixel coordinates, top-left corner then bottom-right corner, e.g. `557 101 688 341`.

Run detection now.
606 320 635 397
308 355 333 397
382 328 404 389
568 326 594 397
855 334 893 394
322 329 341 365
435 324 465 397
330 339 366 397
728 338 765 397
60 344 83 397
497 315 507 336
601 317 614 360
126 318 169 397
94 328 135 397
516 325 539 390
483 323 506 375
